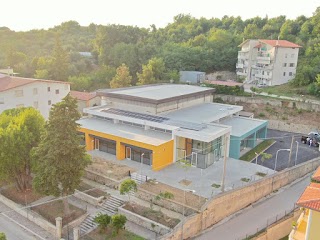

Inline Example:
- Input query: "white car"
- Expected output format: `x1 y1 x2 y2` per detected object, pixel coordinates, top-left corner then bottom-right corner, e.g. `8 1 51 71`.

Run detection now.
257 83 268 88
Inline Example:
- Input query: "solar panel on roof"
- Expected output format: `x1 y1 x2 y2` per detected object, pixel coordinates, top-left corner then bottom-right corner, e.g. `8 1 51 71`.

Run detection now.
102 108 170 123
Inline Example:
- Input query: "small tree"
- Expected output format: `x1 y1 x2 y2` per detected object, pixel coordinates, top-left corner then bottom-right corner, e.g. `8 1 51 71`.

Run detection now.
154 191 174 213
260 152 272 163
32 95 91 215
94 213 111 232
119 179 137 201
110 64 132 88
0 232 6 240
111 214 127 235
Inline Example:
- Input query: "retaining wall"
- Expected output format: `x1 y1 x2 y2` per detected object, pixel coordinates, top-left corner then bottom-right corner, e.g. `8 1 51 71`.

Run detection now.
161 157 320 240
74 189 105 206
136 188 196 216
119 206 171 235
84 169 122 189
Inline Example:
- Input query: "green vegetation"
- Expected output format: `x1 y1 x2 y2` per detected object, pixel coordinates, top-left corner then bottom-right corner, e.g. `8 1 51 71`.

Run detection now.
1 8 320 94
32 95 91 214
211 183 221 188
205 84 250 96
0 233 6 240
0 108 44 191
94 213 112 231
120 179 137 201
256 172 267 177
111 214 127 235
241 178 250 182
240 139 276 162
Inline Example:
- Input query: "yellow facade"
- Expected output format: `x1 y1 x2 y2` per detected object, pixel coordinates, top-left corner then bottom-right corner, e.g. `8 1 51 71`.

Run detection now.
307 210 320 240
291 209 320 240
79 127 174 171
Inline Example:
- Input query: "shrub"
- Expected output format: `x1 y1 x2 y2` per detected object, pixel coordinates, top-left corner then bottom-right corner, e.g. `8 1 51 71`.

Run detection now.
112 214 127 235
258 112 265 117
94 213 111 230
0 233 6 240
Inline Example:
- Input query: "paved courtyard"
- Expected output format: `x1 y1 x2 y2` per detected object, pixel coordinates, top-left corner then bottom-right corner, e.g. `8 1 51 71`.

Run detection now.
255 129 320 171
89 151 274 198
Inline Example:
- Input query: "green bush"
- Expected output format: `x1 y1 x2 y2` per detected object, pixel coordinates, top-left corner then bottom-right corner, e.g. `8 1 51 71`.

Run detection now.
258 112 265 117
112 214 127 235
205 84 250 96
0 233 6 240
94 213 111 230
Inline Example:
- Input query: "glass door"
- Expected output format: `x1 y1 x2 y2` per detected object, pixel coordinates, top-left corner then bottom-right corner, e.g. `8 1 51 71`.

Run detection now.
94 139 99 150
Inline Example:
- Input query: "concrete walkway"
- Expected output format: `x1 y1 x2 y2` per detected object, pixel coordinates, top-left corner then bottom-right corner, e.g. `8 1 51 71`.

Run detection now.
196 173 311 240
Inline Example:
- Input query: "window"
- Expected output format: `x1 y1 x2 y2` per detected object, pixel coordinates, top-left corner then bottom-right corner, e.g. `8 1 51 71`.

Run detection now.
283 72 286 76
33 88 38 95
15 90 23 97
16 104 24 108
48 100 52 105
285 54 288 58
283 63 287 67
34 101 39 108
55 89 59 94
291 54 294 58
0 97 4 104
47 87 51 92
289 72 293 76
289 63 294 67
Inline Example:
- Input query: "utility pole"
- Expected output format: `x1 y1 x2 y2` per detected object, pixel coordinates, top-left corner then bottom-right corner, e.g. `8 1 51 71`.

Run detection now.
288 135 294 168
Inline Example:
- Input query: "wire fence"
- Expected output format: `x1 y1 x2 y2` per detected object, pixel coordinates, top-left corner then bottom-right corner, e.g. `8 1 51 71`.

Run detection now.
235 203 298 240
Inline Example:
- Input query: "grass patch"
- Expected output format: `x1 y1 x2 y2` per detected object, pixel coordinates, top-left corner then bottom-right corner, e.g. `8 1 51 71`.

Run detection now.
211 183 221 188
1 186 44 205
84 227 144 240
31 200 86 226
239 139 276 162
241 178 250 182
123 203 180 228
256 172 267 177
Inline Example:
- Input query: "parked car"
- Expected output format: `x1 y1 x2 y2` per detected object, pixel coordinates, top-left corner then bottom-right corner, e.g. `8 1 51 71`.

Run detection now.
257 83 268 88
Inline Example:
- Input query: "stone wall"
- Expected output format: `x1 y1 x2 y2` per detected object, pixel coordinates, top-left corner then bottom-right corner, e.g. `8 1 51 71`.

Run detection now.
206 71 237 81
84 169 122 189
119 206 171 235
0 194 57 236
136 188 196 216
74 189 105 206
267 120 319 134
254 209 301 240
161 157 320 240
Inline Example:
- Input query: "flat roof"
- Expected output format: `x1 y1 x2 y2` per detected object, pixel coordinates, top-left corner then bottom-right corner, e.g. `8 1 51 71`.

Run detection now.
162 103 243 123
77 118 172 146
97 84 215 104
220 116 267 137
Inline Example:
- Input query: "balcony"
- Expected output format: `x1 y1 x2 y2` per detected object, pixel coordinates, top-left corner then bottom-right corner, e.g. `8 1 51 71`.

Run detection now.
257 56 271 64
255 73 272 79
236 63 244 68
236 71 247 76
289 210 308 240
252 64 273 70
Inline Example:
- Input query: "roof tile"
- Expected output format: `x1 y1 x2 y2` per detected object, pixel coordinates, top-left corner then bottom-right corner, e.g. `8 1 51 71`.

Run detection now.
259 39 302 48
70 91 97 101
297 182 320 212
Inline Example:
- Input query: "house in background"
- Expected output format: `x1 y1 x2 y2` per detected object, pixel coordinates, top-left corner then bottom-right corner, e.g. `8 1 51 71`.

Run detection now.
236 39 302 86
70 91 100 114
0 74 70 119
180 71 206 84
289 167 320 240
78 84 267 171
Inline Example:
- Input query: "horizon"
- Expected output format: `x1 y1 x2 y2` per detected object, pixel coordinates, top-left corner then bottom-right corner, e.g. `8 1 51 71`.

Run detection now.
0 0 319 32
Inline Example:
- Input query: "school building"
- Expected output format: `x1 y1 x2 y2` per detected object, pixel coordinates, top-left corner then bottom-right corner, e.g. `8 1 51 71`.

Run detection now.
78 84 267 171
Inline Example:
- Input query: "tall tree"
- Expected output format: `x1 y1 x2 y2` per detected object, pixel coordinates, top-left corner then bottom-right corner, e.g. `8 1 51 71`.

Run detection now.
51 35 70 81
32 95 90 214
0 108 45 191
110 64 132 88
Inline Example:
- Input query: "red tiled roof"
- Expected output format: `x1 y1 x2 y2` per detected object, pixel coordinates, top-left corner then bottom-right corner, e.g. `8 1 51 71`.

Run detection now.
312 167 320 182
70 91 97 101
254 44 262 48
205 80 243 87
0 74 69 92
259 39 302 48
296 182 320 212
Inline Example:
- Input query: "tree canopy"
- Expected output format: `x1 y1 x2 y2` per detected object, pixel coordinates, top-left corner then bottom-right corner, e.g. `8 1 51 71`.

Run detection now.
1 8 320 95
0 108 45 191
32 94 91 213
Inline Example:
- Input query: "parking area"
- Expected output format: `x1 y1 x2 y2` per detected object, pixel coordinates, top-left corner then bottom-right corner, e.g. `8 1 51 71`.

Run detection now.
255 129 320 171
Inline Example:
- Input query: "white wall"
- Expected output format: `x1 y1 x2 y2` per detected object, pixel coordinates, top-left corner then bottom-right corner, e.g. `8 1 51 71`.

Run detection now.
0 81 70 119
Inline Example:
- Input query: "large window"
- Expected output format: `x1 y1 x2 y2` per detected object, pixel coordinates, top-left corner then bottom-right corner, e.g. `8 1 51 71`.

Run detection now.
99 139 116 155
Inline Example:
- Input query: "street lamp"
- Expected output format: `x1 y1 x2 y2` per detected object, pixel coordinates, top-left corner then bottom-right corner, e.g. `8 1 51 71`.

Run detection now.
275 149 290 171
295 141 299 166
182 189 196 240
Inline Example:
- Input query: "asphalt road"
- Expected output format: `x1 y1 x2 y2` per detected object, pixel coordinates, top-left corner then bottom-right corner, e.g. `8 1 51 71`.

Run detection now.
0 214 37 240
255 129 320 171
196 173 311 240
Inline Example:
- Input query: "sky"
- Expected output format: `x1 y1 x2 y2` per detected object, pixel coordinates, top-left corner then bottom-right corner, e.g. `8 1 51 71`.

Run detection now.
1 0 319 31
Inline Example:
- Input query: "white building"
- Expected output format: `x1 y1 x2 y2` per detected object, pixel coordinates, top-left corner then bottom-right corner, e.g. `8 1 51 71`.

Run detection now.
236 39 302 86
0 74 70 119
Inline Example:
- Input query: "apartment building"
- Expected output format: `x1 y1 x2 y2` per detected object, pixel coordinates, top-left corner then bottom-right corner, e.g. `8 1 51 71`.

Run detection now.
70 91 101 114
0 74 70 118
78 84 267 171
236 39 302 86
